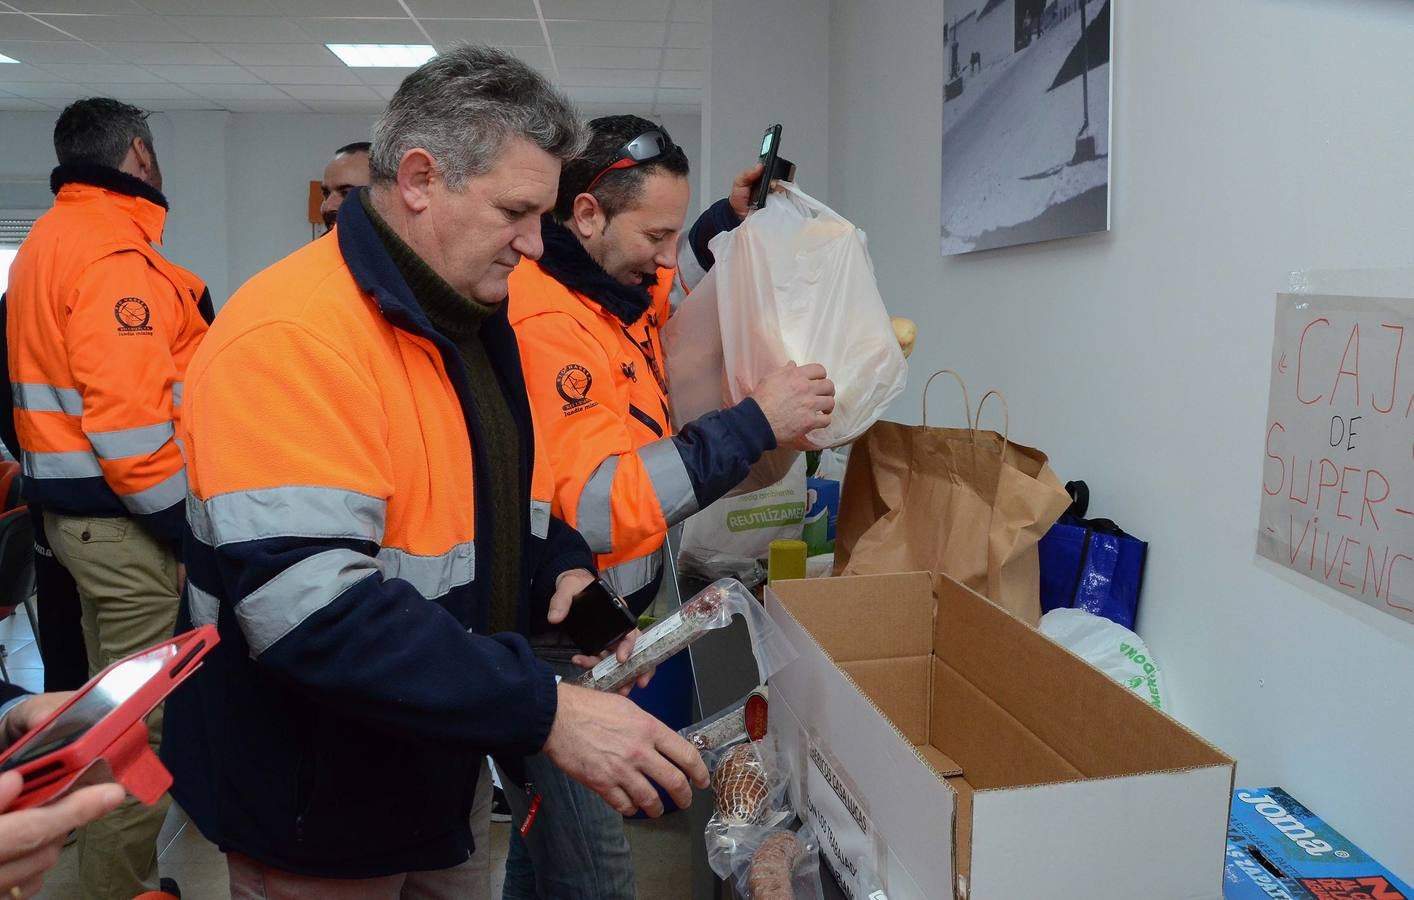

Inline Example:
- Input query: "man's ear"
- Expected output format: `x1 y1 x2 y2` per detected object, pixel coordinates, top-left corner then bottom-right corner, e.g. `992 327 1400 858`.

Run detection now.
570 192 606 239
395 148 437 213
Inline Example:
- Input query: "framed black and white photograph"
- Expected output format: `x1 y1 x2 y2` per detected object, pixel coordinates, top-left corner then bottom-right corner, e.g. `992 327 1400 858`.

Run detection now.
941 0 1113 255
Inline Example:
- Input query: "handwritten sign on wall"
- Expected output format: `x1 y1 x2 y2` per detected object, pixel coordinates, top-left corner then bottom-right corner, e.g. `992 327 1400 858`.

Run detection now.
1259 293 1414 626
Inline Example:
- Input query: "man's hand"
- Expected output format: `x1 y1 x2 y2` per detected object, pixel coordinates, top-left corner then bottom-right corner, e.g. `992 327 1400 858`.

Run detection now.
570 630 656 696
748 362 836 450
546 568 596 626
543 683 709 818
1 694 71 750
728 163 768 220
0 771 124 899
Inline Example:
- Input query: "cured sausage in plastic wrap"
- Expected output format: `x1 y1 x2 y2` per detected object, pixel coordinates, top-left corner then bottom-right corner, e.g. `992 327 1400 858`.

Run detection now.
747 831 805 899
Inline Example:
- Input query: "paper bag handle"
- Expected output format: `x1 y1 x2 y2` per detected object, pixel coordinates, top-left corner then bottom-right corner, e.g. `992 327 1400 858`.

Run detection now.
975 389 1012 456
922 370 973 431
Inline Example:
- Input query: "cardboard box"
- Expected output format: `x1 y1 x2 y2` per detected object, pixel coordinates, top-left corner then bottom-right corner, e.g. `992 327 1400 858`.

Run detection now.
1224 787 1412 899
765 571 1236 900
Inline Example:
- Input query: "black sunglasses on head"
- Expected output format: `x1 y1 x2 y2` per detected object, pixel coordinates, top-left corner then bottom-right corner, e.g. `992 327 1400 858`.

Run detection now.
584 131 672 193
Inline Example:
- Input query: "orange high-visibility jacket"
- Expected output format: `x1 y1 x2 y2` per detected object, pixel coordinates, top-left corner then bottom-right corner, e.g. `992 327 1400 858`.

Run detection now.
508 219 775 609
163 192 591 879
5 166 211 550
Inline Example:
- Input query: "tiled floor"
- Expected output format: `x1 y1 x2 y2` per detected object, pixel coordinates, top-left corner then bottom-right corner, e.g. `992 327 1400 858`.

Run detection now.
1 612 696 899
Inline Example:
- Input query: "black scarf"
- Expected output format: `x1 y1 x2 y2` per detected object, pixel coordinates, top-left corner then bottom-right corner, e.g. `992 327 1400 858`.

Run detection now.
536 216 657 326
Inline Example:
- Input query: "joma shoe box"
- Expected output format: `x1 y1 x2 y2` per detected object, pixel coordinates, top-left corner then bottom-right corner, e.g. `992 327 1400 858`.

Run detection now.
765 571 1235 900
1224 787 1412 900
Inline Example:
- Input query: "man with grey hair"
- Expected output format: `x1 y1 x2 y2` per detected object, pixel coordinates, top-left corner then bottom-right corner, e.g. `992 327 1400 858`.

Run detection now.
6 96 210 900
161 45 709 898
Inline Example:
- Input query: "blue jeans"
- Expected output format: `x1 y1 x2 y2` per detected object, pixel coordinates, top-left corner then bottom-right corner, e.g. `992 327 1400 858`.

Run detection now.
501 655 634 900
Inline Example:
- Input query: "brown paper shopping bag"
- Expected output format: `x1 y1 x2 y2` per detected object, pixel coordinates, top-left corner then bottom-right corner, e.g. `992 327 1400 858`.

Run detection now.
834 371 1071 625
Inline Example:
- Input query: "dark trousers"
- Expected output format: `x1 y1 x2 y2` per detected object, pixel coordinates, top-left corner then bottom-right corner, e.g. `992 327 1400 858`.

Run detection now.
29 504 89 691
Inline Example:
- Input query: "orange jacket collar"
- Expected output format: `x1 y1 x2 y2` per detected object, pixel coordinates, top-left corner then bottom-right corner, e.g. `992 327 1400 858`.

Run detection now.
51 164 168 245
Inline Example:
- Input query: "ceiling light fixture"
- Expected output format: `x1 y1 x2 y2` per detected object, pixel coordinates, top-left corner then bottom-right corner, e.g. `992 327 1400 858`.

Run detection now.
326 43 436 68
0 53 20 64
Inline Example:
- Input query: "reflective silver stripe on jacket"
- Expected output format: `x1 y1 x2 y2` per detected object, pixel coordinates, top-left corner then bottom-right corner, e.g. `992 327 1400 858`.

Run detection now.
575 439 698 556
120 467 188 515
638 438 699 525
188 486 386 548
576 456 619 553
600 552 663 598
172 382 184 406
236 548 382 657
530 499 551 540
187 582 220 627
22 449 102 479
377 542 475 600
87 420 174 460
12 383 83 415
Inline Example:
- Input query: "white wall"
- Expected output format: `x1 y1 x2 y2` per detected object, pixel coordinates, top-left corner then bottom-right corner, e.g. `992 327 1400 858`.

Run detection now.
829 0 1414 876
224 112 380 294
705 0 831 207
653 112 703 219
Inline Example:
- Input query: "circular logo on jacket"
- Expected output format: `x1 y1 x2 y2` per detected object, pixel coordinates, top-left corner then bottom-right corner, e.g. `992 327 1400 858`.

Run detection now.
114 297 152 333
557 364 592 403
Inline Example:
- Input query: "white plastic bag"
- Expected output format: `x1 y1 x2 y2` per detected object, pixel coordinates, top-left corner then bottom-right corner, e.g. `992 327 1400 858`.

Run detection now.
662 268 800 495
711 183 907 448
678 455 807 586
1039 608 1166 710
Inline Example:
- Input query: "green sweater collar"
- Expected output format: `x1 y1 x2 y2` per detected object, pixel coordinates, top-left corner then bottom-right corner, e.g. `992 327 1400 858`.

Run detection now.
361 190 494 341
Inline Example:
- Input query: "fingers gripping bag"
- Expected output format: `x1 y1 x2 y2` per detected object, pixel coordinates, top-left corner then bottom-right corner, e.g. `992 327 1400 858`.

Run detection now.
710 183 907 448
578 579 795 694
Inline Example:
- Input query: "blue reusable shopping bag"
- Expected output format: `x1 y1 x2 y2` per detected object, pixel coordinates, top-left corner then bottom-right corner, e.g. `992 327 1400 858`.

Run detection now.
1038 481 1148 630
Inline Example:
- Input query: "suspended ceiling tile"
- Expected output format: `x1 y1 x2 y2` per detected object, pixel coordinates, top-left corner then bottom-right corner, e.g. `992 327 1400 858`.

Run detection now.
559 67 659 88
186 81 289 99
565 84 656 105
538 0 672 21
0 12 72 40
248 64 365 85
275 82 380 101
35 61 165 82
420 18 545 46
553 45 661 70
546 20 667 47
93 41 221 64
0 39 112 63
5 0 146 14
37 13 196 42
143 63 263 83
289 18 425 45
164 16 310 43
209 42 339 67
139 0 405 16
403 0 534 17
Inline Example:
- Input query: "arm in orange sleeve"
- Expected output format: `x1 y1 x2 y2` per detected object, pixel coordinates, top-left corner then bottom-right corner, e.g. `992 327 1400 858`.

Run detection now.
516 310 776 559
65 250 187 549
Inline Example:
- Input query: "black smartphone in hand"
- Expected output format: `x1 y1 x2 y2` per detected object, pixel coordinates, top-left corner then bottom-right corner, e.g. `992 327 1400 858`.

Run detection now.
752 124 783 210
562 579 637 656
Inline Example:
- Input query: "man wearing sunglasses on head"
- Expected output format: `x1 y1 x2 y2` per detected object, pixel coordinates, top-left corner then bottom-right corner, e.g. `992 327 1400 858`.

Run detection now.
503 116 833 899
